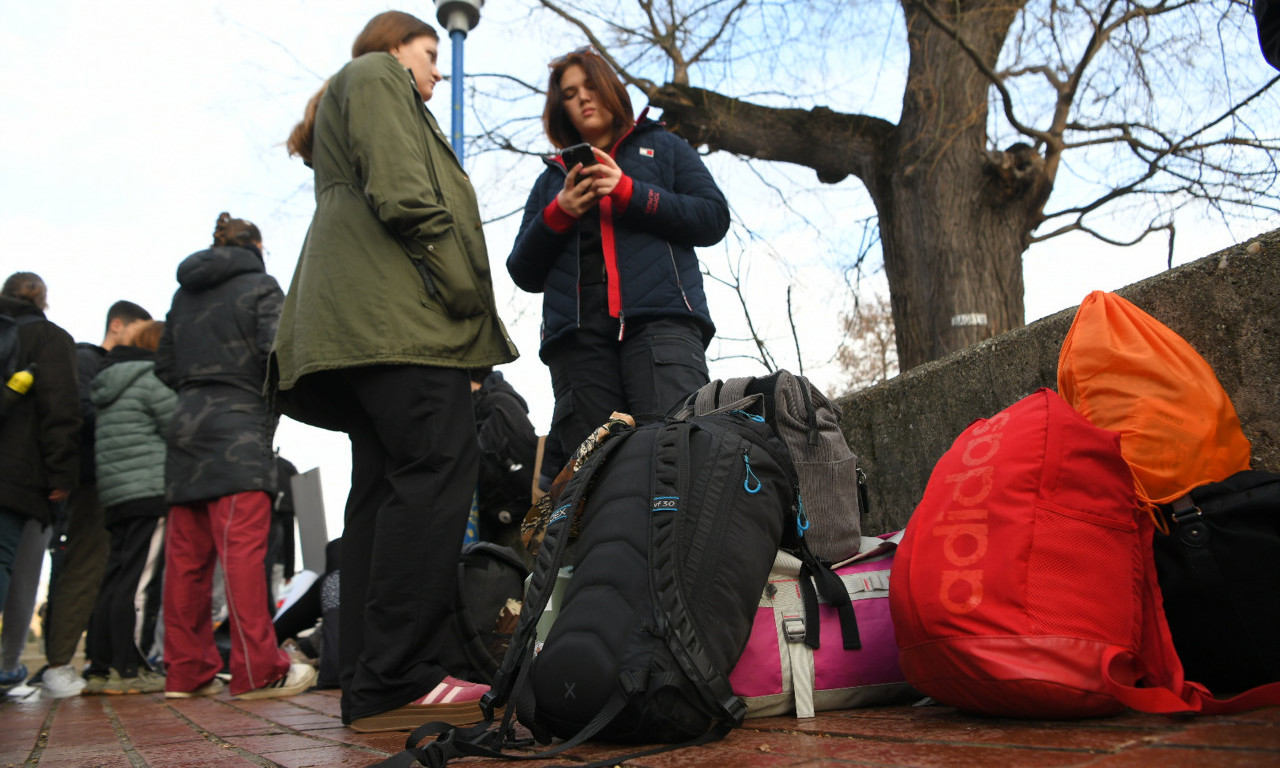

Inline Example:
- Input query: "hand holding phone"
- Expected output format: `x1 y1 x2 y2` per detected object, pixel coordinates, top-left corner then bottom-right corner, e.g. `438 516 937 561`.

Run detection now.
561 143 597 170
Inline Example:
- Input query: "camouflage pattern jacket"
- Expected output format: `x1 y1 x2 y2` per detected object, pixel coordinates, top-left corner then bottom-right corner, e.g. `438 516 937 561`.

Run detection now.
156 245 283 505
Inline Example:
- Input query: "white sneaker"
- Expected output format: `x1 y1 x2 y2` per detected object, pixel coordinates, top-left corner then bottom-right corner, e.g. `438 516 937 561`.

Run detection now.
42 665 87 699
232 663 317 701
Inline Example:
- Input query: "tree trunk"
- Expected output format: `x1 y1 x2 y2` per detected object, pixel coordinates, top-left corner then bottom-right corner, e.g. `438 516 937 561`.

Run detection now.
868 0 1043 370
649 0 1050 371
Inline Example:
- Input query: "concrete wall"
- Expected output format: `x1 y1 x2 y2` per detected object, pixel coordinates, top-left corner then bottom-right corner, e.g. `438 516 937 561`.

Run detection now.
838 228 1280 536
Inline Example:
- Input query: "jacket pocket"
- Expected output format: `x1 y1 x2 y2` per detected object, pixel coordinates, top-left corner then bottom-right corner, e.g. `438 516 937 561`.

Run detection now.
412 230 486 319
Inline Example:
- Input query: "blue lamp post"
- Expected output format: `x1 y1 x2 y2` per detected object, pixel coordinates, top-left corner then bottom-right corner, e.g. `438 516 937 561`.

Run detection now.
435 0 483 167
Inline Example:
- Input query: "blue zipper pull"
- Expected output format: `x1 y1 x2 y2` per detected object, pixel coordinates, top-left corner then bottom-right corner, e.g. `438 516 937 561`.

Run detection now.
742 451 761 494
795 493 809 539
730 409 765 423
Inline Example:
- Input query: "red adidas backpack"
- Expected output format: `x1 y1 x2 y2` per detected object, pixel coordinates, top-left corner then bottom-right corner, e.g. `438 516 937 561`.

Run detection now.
890 389 1280 718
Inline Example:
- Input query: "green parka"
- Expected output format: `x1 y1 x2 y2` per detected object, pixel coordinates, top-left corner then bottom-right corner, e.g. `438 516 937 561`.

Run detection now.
271 52 516 426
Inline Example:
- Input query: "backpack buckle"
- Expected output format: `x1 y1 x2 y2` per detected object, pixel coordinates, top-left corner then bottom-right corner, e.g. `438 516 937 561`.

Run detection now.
783 616 806 643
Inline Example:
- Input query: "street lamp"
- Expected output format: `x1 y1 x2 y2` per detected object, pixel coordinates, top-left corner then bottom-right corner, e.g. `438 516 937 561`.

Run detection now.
435 0 483 167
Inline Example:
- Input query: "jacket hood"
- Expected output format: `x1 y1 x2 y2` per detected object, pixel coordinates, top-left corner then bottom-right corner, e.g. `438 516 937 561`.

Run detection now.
0 296 46 319
91 351 156 408
176 245 265 292
480 370 530 412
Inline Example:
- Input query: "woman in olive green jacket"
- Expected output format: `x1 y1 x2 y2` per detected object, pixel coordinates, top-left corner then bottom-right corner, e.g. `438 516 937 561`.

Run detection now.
274 11 516 733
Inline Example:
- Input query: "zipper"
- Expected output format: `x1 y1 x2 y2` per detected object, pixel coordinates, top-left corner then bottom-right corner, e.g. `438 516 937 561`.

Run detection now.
668 244 693 312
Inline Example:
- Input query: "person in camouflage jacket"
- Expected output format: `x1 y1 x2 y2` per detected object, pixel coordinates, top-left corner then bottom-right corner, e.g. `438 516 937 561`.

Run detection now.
156 213 313 701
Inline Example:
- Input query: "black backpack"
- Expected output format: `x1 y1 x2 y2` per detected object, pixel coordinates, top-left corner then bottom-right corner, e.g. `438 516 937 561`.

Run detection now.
473 376 538 530
0 313 39 381
0 314 39 423
1154 470 1280 694
376 407 795 767
675 371 869 655
443 541 529 686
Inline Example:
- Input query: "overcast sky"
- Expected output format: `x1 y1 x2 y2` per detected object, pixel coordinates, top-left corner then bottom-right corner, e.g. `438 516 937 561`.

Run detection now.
1 1 1270 546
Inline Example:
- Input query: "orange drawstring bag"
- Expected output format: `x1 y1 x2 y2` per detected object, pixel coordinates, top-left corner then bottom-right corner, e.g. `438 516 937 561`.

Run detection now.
1057 291 1251 505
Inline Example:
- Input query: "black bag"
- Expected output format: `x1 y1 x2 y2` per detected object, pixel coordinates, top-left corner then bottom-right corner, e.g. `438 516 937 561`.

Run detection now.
473 373 538 534
444 542 529 686
1154 470 1280 694
525 412 792 743
674 371 868 653
374 408 795 767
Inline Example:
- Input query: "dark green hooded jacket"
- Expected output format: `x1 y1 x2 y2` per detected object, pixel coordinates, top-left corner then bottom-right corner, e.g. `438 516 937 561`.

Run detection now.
271 52 516 428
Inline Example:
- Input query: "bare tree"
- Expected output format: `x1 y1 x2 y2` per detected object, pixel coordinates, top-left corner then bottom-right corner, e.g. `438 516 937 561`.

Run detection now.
478 0 1278 371
837 293 900 395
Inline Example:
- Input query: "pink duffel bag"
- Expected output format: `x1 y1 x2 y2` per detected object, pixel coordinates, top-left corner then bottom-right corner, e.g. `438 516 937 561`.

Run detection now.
729 532 919 718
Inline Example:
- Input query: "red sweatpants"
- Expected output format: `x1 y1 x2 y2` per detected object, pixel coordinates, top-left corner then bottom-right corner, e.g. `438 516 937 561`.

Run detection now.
163 491 289 695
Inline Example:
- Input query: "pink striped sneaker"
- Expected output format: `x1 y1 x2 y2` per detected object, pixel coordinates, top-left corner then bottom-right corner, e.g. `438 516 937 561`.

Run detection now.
347 676 497 733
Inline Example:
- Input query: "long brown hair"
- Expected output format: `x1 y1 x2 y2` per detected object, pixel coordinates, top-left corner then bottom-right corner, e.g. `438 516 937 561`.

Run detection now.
544 48 634 150
286 11 439 165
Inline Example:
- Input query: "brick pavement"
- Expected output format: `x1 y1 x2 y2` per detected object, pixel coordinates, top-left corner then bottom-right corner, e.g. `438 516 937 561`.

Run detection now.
2 686 1278 768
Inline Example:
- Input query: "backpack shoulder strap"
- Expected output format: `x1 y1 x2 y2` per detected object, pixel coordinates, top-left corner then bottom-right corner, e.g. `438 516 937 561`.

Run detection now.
486 426 632 711
647 420 748 727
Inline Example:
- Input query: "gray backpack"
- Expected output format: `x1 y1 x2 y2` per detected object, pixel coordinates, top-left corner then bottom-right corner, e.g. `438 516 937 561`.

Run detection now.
672 369 866 562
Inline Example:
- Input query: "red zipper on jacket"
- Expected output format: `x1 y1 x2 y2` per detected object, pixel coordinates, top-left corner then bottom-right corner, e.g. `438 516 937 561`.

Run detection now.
601 113 644 340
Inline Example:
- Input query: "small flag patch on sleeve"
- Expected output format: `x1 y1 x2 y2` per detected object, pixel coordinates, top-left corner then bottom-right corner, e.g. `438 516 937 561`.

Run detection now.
639 147 655 157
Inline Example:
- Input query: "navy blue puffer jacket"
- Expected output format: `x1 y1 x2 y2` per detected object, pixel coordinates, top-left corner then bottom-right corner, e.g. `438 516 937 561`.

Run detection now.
507 117 728 360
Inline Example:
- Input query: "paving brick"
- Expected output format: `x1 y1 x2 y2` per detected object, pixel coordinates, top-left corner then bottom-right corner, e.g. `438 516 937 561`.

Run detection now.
260 745 392 768
33 746 134 767
135 740 265 767
227 731 338 754
1156 722 1280 750
1086 745 1280 767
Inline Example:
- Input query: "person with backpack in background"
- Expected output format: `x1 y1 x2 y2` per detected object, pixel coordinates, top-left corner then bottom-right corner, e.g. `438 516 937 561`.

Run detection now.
0 273 79 691
470 367 537 553
38 299 152 698
157 213 313 701
84 319 174 695
506 47 729 482
272 10 517 732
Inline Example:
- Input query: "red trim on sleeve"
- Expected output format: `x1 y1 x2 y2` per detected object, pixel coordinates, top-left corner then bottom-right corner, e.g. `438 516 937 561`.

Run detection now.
542 196 579 233
609 174 634 212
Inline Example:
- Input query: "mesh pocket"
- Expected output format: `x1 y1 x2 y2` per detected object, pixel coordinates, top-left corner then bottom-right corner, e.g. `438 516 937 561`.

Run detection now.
1027 503 1139 644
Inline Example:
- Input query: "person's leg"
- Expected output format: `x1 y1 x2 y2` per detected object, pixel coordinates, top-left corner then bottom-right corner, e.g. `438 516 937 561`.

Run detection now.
338 414 387 719
105 517 159 679
545 285 626 465
44 484 110 668
1 518 51 673
134 516 166 669
87 519 127 681
620 316 710 421
209 491 290 695
0 509 28 617
163 502 222 694
342 365 479 724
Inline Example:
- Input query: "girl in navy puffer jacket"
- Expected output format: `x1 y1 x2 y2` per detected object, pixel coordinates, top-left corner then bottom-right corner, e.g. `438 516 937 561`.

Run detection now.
507 47 730 480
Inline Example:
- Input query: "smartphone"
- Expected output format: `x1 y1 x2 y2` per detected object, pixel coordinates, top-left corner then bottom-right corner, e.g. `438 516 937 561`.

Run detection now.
561 142 597 169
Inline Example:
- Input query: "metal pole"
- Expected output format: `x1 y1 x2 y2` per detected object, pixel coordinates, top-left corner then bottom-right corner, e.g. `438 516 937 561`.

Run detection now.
450 28 466 166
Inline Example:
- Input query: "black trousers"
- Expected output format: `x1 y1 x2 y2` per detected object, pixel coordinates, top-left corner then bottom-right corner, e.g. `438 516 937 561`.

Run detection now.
289 365 477 722
87 510 164 677
545 284 709 471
